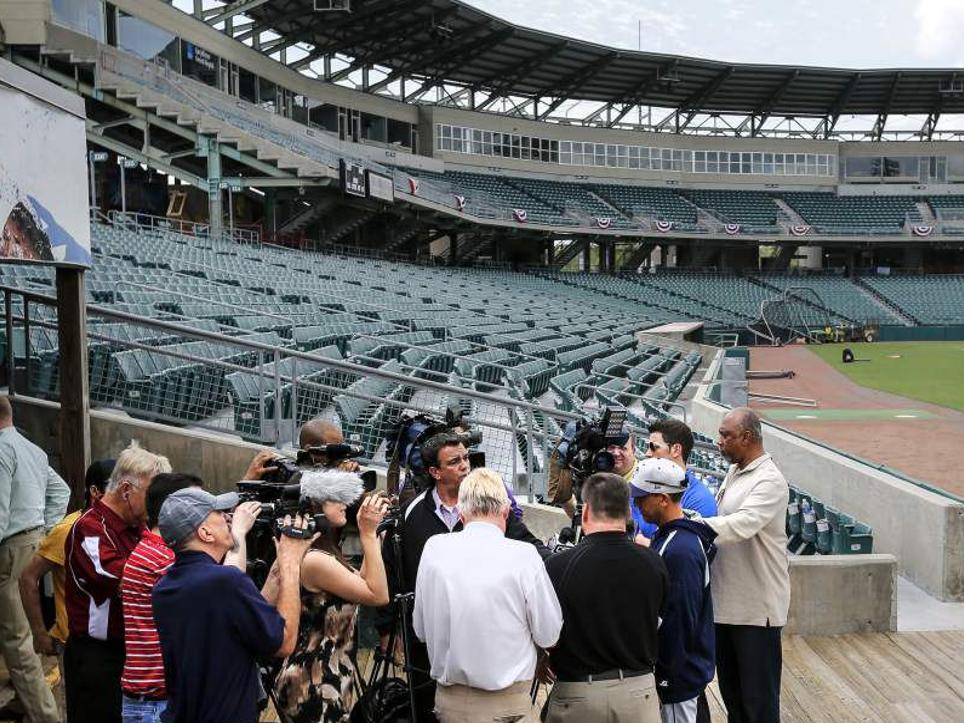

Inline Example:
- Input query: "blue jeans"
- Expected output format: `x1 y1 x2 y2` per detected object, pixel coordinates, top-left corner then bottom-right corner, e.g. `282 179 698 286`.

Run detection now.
122 695 168 723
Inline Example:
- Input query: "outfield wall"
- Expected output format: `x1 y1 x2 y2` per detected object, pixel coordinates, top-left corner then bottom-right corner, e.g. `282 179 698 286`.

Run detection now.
692 350 964 602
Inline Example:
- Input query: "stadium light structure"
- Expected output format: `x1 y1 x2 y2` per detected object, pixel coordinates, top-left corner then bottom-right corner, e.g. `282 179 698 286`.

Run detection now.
189 0 964 141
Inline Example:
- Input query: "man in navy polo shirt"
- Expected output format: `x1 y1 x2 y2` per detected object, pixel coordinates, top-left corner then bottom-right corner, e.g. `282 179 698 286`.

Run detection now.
152 488 314 723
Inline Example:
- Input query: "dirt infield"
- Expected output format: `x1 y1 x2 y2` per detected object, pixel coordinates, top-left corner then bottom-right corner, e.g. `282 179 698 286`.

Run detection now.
749 346 964 499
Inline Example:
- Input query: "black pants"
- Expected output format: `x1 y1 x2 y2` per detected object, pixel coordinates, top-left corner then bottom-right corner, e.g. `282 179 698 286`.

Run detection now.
64 635 125 723
715 624 782 723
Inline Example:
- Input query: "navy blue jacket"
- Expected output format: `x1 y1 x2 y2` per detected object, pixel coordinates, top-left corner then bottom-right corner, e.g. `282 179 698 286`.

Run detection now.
153 551 284 723
650 517 717 704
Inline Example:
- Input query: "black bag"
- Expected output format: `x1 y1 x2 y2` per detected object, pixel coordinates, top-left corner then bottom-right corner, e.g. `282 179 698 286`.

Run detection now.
350 676 413 723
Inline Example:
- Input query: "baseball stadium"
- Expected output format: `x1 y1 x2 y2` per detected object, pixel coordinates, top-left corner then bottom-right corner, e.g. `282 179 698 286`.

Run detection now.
0 1 963 721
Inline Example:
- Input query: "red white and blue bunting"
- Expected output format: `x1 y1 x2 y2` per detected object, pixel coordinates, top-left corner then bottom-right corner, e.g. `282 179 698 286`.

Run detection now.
655 220 673 233
596 217 612 230
407 177 419 195
454 194 466 212
789 224 811 236
724 223 741 235
513 208 528 223
912 225 934 237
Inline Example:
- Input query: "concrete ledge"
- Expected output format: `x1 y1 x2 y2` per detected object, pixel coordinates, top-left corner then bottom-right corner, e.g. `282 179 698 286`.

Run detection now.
787 554 897 635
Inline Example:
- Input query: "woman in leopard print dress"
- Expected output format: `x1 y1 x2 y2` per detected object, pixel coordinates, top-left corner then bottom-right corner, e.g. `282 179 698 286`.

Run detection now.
265 475 390 723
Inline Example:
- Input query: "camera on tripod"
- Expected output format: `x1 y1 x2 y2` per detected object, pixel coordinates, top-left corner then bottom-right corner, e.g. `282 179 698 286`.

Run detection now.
385 404 484 503
547 406 629 551
557 406 629 488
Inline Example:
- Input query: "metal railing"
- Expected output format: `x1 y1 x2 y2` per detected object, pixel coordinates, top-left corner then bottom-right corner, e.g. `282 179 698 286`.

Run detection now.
3 284 592 499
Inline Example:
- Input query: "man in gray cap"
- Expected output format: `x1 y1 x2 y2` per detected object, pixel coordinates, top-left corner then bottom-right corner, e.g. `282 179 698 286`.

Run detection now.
151 488 315 723
631 458 717 723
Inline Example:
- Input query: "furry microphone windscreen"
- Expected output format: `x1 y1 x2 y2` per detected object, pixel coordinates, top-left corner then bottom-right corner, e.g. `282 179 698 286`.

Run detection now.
299 469 366 505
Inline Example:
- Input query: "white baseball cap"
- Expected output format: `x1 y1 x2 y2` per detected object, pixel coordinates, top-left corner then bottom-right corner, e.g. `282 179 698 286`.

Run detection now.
629 457 688 499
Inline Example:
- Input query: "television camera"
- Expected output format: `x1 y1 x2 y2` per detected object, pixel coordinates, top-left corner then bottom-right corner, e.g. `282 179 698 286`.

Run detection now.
549 406 629 548
385 404 484 505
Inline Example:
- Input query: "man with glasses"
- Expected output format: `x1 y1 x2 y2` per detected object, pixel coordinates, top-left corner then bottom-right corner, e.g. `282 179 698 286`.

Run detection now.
636 418 717 543
152 488 313 723
64 442 171 723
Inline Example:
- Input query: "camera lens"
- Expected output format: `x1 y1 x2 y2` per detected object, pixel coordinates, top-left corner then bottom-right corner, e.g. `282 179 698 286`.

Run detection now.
593 450 616 472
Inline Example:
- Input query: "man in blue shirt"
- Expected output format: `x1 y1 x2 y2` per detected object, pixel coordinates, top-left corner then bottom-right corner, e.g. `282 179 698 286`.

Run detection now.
632 418 717 542
152 488 314 723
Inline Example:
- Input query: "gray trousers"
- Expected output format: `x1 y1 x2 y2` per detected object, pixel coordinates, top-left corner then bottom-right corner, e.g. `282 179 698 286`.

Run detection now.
0 529 60 723
546 673 661 723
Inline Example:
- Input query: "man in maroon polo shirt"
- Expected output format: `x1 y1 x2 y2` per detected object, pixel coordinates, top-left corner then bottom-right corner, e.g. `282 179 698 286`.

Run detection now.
64 443 171 723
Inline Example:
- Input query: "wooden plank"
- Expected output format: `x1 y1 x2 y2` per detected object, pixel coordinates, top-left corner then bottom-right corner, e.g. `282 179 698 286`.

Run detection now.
56 267 91 510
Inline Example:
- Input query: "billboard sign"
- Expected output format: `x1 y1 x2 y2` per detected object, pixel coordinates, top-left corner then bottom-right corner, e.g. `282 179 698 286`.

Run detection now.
340 159 367 198
0 59 91 267
366 170 394 203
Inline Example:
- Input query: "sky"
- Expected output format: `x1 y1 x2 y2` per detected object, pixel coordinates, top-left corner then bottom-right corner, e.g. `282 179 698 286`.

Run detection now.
467 0 964 69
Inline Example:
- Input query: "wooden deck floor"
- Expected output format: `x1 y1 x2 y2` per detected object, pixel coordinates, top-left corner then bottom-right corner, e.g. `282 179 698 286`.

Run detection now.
4 632 963 722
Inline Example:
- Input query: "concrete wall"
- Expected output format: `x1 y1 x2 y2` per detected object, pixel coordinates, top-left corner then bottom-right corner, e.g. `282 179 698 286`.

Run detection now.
692 352 964 602
11 396 269 494
786 555 897 634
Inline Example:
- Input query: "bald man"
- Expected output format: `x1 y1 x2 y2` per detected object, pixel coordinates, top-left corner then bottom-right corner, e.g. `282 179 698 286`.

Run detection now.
705 407 789 723
298 419 360 472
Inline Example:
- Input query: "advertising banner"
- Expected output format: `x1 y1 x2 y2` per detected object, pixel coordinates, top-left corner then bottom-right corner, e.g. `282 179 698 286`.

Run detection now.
0 62 91 267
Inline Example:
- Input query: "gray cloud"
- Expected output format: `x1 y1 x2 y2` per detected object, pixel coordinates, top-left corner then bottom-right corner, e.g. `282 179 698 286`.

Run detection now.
468 0 964 68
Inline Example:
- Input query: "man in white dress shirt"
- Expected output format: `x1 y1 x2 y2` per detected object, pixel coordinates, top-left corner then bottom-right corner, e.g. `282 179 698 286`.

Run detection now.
413 468 563 723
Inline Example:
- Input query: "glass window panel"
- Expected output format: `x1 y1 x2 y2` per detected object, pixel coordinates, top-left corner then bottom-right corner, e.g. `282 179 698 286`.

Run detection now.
845 157 881 178
181 42 218 87
258 77 277 113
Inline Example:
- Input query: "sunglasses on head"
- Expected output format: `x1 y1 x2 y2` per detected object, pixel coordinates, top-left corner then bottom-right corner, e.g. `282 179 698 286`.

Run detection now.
647 441 669 452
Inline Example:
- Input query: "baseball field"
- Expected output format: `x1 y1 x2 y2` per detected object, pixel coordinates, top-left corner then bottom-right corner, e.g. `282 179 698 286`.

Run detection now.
807 341 964 413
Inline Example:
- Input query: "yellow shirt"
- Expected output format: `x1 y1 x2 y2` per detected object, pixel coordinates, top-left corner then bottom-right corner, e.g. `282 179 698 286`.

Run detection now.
36 509 81 643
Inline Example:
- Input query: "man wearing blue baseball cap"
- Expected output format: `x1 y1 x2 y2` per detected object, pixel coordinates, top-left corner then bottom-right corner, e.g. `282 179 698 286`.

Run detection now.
151 488 315 723
632 458 717 723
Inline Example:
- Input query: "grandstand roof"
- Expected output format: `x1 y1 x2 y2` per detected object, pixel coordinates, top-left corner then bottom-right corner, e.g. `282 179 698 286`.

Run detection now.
249 0 964 117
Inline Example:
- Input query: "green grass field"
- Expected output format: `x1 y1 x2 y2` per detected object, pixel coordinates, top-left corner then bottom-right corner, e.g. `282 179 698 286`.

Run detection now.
808 342 964 412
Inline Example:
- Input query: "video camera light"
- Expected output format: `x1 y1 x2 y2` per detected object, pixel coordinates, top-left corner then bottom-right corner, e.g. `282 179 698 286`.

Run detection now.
599 407 628 444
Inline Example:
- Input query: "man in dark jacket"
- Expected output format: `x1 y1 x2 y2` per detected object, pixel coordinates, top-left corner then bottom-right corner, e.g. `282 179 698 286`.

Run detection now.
380 432 549 721
632 458 717 723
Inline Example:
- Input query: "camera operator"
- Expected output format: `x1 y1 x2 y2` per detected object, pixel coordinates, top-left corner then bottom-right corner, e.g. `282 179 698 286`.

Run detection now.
299 419 361 472
268 472 390 723
543 473 667 723
151 489 316 723
380 432 549 722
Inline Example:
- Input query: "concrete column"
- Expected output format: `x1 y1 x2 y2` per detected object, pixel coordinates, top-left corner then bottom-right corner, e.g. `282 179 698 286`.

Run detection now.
582 241 591 271
206 137 223 240
546 239 555 266
449 232 458 266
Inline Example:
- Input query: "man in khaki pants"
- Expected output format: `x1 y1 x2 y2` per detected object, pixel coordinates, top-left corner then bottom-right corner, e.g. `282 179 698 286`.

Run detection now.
0 396 69 722
413 468 562 723
544 473 668 723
